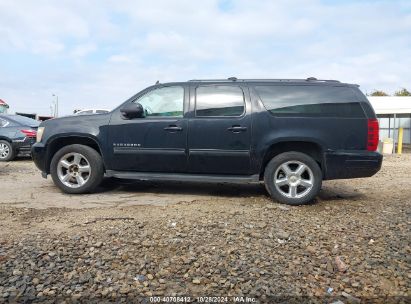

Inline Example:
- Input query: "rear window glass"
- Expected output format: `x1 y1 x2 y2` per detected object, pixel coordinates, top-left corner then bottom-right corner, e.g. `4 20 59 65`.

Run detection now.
196 86 245 117
254 85 365 118
8 115 40 127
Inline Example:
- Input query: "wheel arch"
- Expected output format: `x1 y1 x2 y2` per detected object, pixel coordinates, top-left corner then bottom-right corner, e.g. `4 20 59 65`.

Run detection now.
0 136 12 143
259 140 325 178
45 135 104 173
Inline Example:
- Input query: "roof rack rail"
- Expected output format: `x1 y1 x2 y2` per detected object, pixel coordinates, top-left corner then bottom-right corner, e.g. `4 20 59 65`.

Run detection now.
188 79 237 82
306 77 340 83
188 78 341 83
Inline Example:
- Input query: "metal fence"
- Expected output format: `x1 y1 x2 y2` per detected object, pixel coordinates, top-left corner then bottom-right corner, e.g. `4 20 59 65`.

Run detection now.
377 114 411 145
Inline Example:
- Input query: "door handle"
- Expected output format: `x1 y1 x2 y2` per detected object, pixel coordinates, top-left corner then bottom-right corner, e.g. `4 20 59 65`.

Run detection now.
164 125 183 132
227 126 247 133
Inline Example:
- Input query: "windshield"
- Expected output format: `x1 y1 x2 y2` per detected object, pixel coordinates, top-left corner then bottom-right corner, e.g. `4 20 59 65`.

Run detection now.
8 115 40 127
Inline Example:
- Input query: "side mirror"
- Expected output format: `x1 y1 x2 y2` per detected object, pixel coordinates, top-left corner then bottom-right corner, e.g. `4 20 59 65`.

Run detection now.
120 102 144 119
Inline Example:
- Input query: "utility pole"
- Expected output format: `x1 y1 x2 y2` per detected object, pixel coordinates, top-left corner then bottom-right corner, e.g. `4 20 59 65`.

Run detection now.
52 94 59 117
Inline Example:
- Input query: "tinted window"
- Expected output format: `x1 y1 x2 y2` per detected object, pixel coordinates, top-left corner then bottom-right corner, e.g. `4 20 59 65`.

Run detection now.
196 86 244 117
135 86 184 117
8 115 39 127
255 85 365 118
360 102 376 118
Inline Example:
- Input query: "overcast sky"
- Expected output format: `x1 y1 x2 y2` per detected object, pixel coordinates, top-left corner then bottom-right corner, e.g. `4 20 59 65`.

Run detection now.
0 0 410 116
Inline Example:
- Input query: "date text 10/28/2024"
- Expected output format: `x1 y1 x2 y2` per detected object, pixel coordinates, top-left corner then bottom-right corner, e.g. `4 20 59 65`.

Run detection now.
149 296 257 303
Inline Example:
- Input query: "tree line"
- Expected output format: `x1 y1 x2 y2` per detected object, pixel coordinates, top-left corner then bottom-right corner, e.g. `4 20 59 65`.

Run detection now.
368 88 411 96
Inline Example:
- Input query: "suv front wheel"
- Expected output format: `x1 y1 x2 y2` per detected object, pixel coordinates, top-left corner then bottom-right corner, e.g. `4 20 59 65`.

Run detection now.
264 152 322 205
50 144 104 194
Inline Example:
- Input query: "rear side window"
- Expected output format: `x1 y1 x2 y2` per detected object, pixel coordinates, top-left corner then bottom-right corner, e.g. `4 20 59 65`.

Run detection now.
196 85 245 117
255 85 365 118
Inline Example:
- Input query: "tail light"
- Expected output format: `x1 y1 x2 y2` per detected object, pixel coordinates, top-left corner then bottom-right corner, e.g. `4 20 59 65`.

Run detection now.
21 129 37 138
367 119 379 151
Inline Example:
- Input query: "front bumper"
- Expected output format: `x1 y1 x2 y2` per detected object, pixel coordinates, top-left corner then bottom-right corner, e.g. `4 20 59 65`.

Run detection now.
324 151 383 180
31 142 48 175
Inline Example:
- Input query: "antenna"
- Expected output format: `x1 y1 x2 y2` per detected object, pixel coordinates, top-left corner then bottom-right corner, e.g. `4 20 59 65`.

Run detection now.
155 80 160 85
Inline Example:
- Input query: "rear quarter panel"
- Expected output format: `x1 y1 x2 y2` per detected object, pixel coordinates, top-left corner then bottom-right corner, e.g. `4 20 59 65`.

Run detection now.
0 126 19 141
249 85 368 173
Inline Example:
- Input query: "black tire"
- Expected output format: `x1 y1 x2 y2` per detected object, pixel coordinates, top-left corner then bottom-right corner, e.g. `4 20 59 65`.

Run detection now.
0 140 15 162
264 151 322 205
50 144 104 194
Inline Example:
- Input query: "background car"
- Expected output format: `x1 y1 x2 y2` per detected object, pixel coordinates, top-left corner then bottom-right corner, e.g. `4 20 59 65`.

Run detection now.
0 114 39 161
74 109 110 115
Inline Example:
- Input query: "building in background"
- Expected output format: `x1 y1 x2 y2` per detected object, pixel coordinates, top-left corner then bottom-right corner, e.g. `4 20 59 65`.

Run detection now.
15 112 54 121
0 99 53 120
37 115 54 121
15 112 36 119
368 97 411 146
0 99 9 113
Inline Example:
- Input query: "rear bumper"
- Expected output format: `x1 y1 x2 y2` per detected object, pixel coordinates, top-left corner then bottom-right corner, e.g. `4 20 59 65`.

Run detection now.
12 137 36 155
324 151 383 180
31 142 47 174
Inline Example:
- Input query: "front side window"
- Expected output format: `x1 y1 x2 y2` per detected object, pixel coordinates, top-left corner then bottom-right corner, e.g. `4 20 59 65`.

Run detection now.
255 85 365 118
196 85 245 117
135 86 184 117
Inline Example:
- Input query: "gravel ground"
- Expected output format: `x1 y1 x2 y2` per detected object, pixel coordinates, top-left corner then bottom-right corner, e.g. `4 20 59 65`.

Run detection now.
0 155 410 303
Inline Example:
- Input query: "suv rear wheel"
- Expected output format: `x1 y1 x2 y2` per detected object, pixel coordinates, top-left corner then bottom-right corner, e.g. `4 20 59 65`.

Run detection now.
0 140 15 161
264 151 322 205
50 144 104 194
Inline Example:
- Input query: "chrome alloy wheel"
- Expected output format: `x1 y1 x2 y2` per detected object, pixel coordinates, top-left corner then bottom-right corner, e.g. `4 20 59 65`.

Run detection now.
57 152 91 188
0 143 10 159
274 160 314 199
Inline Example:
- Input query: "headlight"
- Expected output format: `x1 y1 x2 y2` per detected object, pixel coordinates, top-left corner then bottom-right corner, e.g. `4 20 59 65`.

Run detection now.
36 127 45 143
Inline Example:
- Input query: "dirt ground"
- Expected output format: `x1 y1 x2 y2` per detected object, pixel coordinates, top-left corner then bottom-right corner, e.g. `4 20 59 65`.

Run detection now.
0 155 410 303
1 155 409 211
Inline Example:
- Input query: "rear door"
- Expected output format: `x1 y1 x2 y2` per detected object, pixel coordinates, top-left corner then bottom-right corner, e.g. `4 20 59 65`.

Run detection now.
187 84 252 175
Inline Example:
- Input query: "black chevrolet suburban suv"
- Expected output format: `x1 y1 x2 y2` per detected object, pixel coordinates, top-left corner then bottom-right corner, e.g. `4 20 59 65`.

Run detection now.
31 78 382 205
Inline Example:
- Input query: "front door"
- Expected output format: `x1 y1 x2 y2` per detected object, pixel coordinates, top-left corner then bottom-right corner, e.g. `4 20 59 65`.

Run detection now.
107 85 188 172
187 84 252 175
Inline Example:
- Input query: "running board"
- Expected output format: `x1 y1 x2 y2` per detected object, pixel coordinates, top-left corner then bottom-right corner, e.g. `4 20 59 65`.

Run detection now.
105 170 260 184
